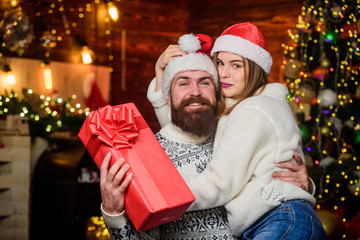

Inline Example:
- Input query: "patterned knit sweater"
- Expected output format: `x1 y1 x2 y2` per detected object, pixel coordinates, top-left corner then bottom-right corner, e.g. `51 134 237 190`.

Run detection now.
101 123 237 239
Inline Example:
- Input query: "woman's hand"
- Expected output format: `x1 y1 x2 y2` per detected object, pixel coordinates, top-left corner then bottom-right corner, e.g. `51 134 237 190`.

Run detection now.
100 152 133 215
155 44 186 91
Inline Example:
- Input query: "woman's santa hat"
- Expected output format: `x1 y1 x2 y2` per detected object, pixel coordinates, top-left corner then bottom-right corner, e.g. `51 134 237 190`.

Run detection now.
162 33 218 97
211 22 273 75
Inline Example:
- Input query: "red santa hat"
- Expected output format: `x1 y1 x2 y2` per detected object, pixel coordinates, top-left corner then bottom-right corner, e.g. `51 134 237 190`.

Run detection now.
211 22 273 75
162 33 218 97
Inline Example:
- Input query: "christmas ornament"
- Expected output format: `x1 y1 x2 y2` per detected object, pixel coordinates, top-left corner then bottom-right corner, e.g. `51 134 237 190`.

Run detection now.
318 89 337 108
299 124 310 142
354 130 360 145
320 57 331 68
0 7 34 56
338 152 353 163
304 154 313 167
320 126 330 137
356 85 360 99
315 209 340 239
312 66 329 80
330 4 342 19
319 156 336 168
297 85 317 104
284 60 302 79
323 30 338 44
347 170 360 195
345 211 360 239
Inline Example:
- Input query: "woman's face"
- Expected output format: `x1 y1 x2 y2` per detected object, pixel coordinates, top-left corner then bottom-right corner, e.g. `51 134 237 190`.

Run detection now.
216 52 248 99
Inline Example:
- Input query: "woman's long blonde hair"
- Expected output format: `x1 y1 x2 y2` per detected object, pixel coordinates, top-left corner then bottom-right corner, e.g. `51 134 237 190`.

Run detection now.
214 53 269 118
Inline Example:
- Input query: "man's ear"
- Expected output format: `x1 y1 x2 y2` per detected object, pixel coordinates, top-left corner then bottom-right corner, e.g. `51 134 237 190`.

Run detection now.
167 94 171 106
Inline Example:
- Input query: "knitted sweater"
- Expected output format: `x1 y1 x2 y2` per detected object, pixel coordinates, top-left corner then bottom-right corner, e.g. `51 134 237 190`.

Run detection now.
101 123 237 239
147 80 316 236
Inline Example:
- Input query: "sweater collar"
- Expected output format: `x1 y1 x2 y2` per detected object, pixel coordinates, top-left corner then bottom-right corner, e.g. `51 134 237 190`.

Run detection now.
159 123 212 144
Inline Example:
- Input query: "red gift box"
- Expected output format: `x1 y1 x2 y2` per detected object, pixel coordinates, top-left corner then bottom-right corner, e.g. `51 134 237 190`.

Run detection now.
78 103 195 231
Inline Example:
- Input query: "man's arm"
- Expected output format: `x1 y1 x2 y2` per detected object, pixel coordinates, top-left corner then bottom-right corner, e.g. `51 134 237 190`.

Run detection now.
100 153 159 239
272 152 315 194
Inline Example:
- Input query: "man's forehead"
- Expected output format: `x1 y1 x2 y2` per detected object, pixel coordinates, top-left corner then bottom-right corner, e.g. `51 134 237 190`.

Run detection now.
174 70 213 80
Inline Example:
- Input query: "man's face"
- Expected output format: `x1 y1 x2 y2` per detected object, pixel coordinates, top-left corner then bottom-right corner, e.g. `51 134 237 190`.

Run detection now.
168 70 218 137
168 70 217 109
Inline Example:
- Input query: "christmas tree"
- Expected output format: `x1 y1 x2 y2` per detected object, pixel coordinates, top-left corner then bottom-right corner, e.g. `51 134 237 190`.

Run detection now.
282 1 360 239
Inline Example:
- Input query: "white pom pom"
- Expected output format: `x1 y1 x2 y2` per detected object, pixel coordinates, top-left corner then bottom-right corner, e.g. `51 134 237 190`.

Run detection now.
318 89 337 108
319 156 336 168
178 33 201 53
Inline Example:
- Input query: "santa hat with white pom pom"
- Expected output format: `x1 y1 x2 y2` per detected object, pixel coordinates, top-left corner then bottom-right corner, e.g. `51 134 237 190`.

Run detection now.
162 33 218 98
210 22 273 75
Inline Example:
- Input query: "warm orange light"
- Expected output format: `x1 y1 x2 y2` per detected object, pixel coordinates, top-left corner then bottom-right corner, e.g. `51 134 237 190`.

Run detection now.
7 72 15 85
10 0 19 7
107 1 119 22
43 65 53 90
82 46 93 64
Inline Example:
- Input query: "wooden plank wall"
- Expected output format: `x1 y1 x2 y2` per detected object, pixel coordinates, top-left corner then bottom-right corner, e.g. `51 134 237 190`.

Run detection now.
0 0 303 133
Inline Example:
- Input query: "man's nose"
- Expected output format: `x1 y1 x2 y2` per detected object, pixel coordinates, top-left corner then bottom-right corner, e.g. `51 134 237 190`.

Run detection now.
189 84 201 96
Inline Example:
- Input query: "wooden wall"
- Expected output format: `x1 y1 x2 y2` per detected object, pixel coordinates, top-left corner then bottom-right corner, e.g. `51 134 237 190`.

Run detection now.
0 0 303 133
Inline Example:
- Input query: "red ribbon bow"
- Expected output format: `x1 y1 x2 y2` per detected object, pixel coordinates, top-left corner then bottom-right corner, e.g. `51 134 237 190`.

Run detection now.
88 105 139 149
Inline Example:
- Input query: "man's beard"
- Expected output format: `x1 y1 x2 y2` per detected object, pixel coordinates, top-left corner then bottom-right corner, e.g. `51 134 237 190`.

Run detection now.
171 96 218 137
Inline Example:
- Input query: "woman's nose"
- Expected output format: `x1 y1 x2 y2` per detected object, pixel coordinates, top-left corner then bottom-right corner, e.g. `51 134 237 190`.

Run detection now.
219 66 229 78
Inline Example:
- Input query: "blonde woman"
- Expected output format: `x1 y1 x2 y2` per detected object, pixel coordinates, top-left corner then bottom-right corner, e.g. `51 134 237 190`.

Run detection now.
150 23 326 239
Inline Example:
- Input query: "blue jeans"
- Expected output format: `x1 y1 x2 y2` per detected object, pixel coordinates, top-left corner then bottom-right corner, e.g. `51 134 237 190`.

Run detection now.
242 200 326 240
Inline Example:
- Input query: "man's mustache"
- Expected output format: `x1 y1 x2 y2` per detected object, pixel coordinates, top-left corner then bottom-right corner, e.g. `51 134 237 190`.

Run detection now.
179 96 213 109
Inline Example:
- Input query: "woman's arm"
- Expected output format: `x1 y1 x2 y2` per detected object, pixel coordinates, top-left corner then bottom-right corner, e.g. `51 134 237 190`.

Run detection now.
147 78 170 128
185 107 276 210
154 44 186 91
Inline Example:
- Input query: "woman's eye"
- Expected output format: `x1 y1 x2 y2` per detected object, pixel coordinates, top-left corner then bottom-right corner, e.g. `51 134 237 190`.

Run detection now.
216 60 223 66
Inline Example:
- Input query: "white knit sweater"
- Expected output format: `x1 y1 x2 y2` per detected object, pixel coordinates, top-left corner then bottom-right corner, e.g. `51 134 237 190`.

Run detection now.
147 79 316 236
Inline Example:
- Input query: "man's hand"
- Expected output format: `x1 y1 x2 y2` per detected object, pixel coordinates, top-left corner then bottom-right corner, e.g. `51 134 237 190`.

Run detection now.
272 152 312 193
100 152 133 215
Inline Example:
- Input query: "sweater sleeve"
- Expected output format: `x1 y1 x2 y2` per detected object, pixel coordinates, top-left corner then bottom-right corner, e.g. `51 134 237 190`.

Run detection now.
101 204 160 239
147 77 171 128
186 106 277 211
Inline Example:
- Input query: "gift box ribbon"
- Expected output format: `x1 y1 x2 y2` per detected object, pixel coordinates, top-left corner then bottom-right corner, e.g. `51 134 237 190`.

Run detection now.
88 105 141 149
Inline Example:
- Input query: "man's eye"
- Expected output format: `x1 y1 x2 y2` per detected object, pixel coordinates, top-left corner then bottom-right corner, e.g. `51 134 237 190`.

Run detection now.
200 81 210 85
179 82 188 86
